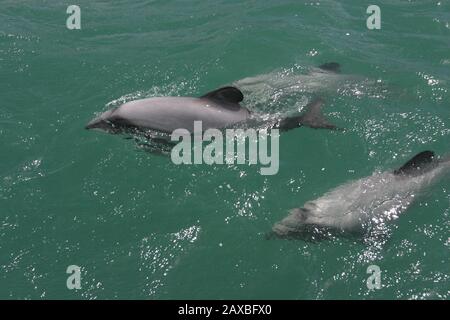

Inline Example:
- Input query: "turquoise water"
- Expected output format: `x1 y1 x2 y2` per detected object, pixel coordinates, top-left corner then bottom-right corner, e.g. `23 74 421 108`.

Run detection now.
1 0 449 299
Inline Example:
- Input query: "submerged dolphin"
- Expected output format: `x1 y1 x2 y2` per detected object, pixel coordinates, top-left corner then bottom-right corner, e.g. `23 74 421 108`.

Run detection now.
86 86 338 136
235 62 345 94
272 151 450 239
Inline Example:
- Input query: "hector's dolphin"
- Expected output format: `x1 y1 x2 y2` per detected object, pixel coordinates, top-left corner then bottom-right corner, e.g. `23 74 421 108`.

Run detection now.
86 86 338 136
271 151 450 239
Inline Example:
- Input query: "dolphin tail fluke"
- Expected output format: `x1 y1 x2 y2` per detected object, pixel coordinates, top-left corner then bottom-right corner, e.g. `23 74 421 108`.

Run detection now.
276 98 342 131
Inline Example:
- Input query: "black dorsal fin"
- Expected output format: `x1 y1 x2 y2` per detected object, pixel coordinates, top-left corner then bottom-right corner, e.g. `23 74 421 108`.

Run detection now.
200 86 244 104
318 62 341 73
394 151 435 175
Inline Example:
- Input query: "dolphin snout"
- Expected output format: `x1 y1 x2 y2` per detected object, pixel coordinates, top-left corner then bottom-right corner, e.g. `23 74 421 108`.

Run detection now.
85 116 111 131
85 109 117 131
85 116 118 133
85 117 101 130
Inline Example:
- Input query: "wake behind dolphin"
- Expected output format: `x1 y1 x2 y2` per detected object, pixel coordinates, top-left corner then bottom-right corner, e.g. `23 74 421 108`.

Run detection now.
271 151 450 240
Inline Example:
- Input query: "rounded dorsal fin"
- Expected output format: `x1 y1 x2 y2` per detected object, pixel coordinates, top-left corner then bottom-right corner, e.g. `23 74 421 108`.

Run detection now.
318 62 341 73
394 150 435 175
200 86 244 104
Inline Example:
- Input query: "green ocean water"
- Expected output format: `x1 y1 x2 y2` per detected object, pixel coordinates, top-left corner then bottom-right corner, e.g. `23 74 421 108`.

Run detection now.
1 0 449 299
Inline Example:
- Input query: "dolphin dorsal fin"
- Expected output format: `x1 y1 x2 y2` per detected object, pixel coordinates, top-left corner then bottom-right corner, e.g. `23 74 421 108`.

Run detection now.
200 86 244 104
318 62 341 73
394 151 435 175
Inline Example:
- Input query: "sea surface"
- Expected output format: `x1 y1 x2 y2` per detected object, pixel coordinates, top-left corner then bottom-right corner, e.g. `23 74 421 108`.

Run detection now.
0 0 449 299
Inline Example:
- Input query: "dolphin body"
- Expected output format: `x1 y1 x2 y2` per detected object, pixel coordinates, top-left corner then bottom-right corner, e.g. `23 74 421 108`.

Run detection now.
86 87 336 136
86 63 342 137
86 87 250 134
272 151 450 239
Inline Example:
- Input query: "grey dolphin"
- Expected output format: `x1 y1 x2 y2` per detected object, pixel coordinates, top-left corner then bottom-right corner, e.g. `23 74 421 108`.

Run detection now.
86 86 338 137
271 151 450 239
86 87 249 134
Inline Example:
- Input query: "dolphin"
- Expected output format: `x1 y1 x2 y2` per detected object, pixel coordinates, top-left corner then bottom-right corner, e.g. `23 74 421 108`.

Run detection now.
86 85 338 137
233 61 375 102
235 62 345 94
271 151 450 239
